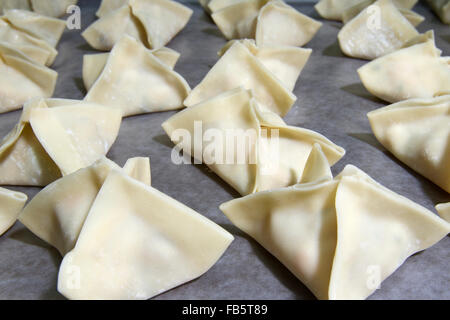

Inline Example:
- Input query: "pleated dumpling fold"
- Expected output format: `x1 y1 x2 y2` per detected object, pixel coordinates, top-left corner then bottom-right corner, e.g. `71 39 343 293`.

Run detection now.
184 41 297 116
211 0 322 47
0 42 57 113
0 0 78 17
163 88 345 196
368 94 450 193
338 0 419 60
315 0 417 21
436 203 450 222
220 162 450 300
0 98 122 186
358 38 450 103
0 187 27 236
20 157 151 255
57 168 234 300
84 36 190 117
83 0 192 50
426 0 450 24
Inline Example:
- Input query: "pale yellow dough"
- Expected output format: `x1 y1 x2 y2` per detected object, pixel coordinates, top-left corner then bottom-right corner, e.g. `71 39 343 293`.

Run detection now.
84 36 190 117
426 0 450 24
220 164 450 300
164 88 345 196
368 95 450 193
0 187 27 236
436 203 450 222
0 0 78 17
58 169 234 300
0 98 122 186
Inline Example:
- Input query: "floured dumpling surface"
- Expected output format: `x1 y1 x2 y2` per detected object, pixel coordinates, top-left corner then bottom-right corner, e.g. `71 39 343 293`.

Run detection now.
0 0 78 17
164 88 345 196
338 0 419 60
358 39 450 102
220 164 450 300
83 0 192 50
184 41 297 116
58 169 234 300
0 98 122 186
20 157 151 255
84 36 190 117
211 0 321 47
368 95 450 193
0 187 27 236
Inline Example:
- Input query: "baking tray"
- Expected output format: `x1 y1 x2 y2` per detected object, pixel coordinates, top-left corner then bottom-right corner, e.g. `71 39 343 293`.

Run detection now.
0 0 448 300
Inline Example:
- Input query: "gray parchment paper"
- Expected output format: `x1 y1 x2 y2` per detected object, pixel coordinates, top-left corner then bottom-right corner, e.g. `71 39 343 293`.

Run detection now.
0 0 448 300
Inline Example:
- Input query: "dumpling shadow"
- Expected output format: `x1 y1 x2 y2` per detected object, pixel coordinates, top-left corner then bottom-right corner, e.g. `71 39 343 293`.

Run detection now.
348 132 386 151
201 27 224 39
322 40 344 57
74 77 86 95
152 134 174 149
341 83 385 104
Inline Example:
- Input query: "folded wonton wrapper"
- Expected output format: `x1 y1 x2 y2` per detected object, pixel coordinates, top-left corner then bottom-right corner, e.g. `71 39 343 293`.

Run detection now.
220 163 450 300
20 157 150 255
0 18 57 65
0 42 57 113
84 36 190 117
0 187 27 236
426 0 450 24
338 0 419 60
358 39 450 103
368 94 450 193
164 88 345 196
436 203 450 222
82 45 180 91
0 0 78 17
96 0 127 17
184 41 297 116
315 0 417 21
218 39 312 91
57 169 234 300
83 0 192 50
211 0 321 47
2 9 66 47
0 98 122 186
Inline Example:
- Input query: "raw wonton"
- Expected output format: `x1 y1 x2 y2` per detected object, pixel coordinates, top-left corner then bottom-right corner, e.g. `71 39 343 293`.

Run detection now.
358 39 450 102
20 157 150 255
2 9 66 47
368 95 450 193
0 18 57 65
315 0 417 21
0 0 78 17
83 0 192 50
218 39 312 91
58 169 234 300
84 36 190 117
96 0 127 17
0 187 27 236
0 98 122 186
436 203 450 222
163 88 345 196
426 0 450 24
338 0 419 60
0 42 57 113
211 0 321 47
184 41 296 116
220 164 450 300
82 45 180 91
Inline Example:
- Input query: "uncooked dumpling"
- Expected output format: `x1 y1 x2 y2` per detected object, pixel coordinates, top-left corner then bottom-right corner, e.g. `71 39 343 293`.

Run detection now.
164 88 344 196
83 0 192 50
255 0 322 47
426 0 450 24
368 94 450 193
436 203 450 222
19 157 150 255
218 39 312 91
220 164 450 300
184 41 296 116
0 0 30 14
0 187 27 236
84 36 190 117
96 0 127 17
0 98 122 186
58 169 234 300
82 45 180 91
338 0 419 60
30 0 78 18
358 38 450 102
0 42 57 113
